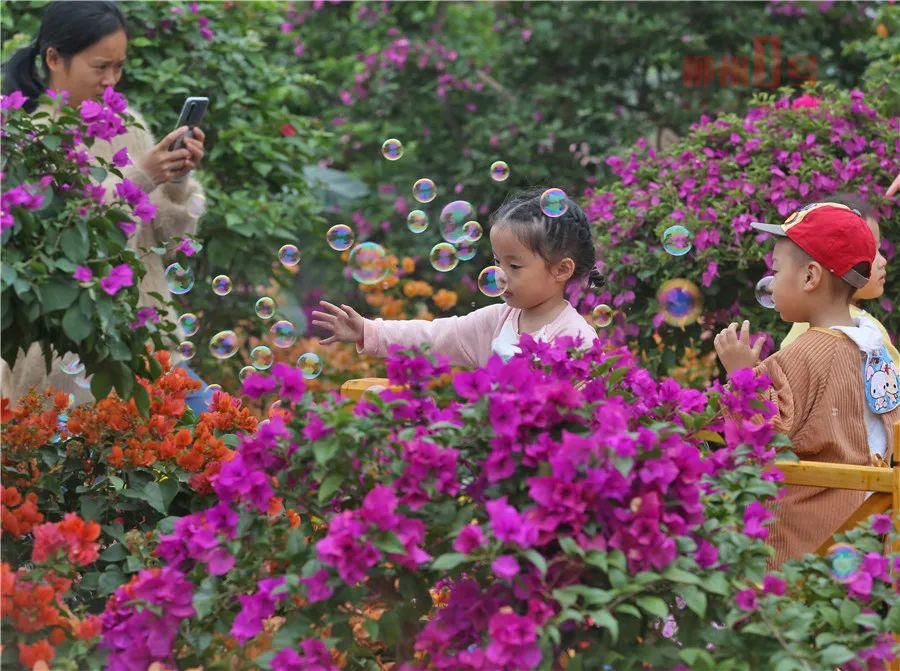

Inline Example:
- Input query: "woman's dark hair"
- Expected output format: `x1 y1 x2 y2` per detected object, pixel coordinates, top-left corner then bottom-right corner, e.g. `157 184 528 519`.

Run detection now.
2 1 128 112
489 188 605 289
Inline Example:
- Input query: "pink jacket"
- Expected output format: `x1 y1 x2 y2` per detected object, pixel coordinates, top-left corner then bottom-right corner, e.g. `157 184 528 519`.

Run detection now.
359 302 598 368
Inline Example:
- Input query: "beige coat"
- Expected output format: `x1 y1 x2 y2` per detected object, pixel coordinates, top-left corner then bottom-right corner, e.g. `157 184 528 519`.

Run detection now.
1 108 205 405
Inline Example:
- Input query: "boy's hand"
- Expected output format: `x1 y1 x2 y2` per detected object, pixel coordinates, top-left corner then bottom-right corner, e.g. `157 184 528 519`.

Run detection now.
311 301 365 345
714 320 763 373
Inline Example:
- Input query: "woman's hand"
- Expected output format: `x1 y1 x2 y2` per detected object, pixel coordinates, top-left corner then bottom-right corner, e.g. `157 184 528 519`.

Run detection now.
311 301 365 345
138 126 192 186
170 127 206 180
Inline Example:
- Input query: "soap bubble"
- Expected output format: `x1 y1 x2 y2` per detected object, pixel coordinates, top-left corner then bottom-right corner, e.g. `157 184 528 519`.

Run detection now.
755 276 775 309
463 221 483 242
430 243 459 272
455 241 477 261
209 330 239 359
255 297 276 319
207 383 222 393
178 313 199 337
490 160 510 182
348 242 390 285
59 354 85 376
540 188 568 218
239 366 256 382
413 178 436 204
186 192 206 218
177 341 196 360
477 266 508 297
212 274 232 296
381 138 403 160
165 262 195 295
407 210 429 234
278 244 302 267
592 304 614 328
250 345 274 370
827 543 860 583
662 225 693 256
74 374 90 390
657 278 702 327
326 224 355 251
439 200 475 244
297 352 323 379
270 320 297 348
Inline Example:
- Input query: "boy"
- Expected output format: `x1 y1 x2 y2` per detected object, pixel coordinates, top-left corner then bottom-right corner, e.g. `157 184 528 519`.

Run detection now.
714 202 900 566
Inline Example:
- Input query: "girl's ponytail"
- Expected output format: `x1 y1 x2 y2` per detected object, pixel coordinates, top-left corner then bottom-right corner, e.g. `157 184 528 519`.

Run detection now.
2 42 44 112
587 268 605 290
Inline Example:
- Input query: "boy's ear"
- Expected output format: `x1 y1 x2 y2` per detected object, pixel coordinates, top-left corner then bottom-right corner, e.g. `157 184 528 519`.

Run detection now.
553 257 576 283
802 261 824 292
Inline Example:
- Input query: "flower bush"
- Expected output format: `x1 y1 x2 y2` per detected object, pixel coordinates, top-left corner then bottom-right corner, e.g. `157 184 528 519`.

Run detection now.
1 89 174 405
4 343 894 669
583 86 899 379
1 351 256 667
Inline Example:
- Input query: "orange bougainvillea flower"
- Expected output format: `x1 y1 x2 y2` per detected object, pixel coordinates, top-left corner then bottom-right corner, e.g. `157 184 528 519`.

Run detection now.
32 513 100 566
401 256 416 274
17 638 55 669
402 280 433 299
1 486 44 538
433 289 458 312
73 614 102 641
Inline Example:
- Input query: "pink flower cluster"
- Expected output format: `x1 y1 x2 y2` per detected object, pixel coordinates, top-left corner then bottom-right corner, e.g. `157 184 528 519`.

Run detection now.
100 567 196 671
115 179 157 224
156 502 240 576
79 87 129 142
1 182 45 231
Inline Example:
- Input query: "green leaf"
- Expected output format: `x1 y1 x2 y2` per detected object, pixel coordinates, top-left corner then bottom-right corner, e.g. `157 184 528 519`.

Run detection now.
99 543 127 562
589 609 619 643
132 383 150 417
558 536 585 557
839 599 860 628
193 576 219 619
91 367 113 400
80 495 107 522
38 279 80 313
819 645 856 666
60 227 89 263
678 648 715 671
636 595 669 619
663 566 703 585
317 472 344 504
62 304 92 342
431 552 470 571
675 584 707 618
98 566 127 595
90 165 108 183
523 549 547 576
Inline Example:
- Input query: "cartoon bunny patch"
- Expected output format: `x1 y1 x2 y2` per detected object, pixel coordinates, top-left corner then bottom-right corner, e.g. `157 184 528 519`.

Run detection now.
865 347 900 414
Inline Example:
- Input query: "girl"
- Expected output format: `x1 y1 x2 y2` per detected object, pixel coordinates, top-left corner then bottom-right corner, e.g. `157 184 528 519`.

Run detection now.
780 193 897 369
312 189 602 368
2 1 209 408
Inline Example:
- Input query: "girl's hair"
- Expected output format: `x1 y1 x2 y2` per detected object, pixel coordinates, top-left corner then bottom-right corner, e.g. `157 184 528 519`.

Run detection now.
827 191 878 222
489 188 605 289
2 1 128 112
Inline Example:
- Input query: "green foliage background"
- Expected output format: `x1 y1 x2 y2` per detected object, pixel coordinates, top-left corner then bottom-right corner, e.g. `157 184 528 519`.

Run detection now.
3 0 895 386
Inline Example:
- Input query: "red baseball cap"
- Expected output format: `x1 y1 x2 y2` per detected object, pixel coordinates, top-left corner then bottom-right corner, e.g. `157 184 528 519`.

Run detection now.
751 202 876 288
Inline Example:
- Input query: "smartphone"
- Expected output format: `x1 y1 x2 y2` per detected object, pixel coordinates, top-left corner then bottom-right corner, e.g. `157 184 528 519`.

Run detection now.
169 96 209 151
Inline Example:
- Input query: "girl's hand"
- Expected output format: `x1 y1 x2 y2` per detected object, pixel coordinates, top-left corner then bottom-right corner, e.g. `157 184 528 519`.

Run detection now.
170 127 206 180
139 126 193 186
311 301 365 345
714 320 763 374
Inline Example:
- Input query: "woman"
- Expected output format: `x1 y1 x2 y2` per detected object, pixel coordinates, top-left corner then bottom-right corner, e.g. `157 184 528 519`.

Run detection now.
2 1 208 406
